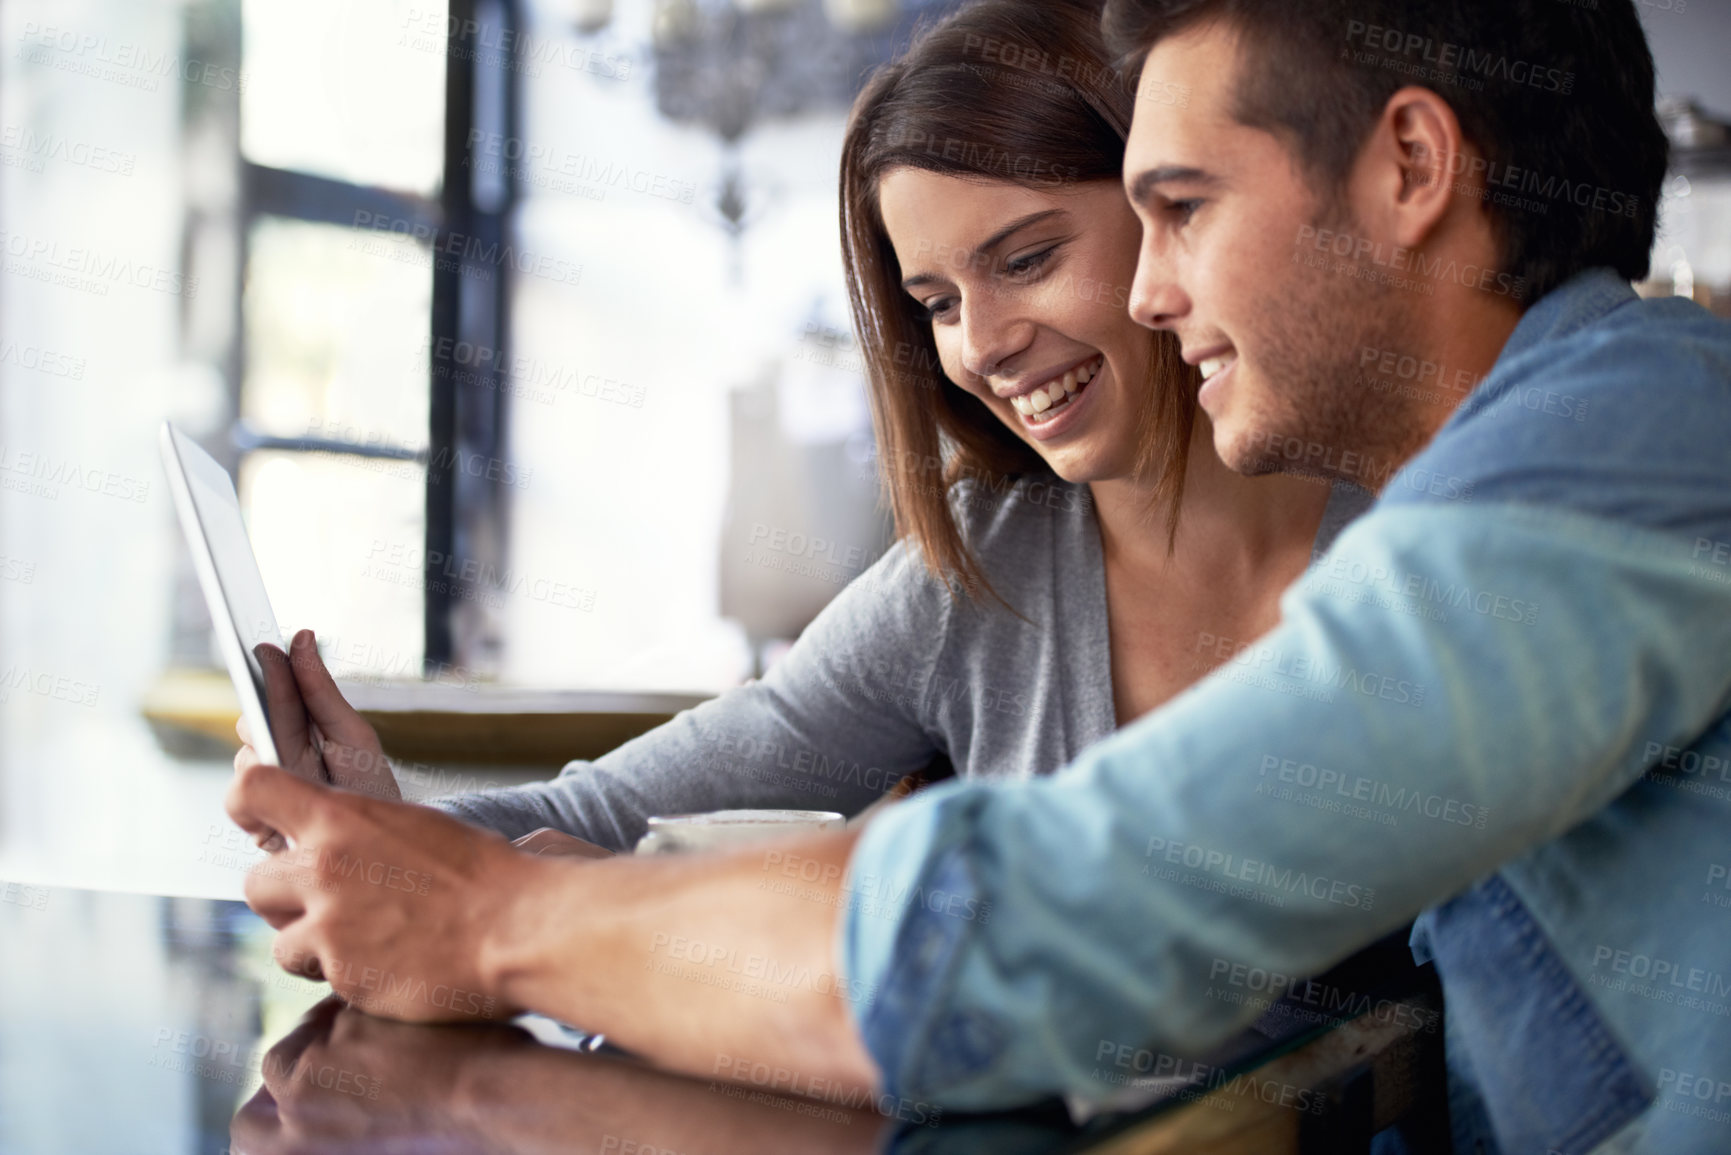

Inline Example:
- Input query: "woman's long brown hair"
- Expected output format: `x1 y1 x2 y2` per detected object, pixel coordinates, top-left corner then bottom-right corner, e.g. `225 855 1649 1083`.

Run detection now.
841 0 1199 604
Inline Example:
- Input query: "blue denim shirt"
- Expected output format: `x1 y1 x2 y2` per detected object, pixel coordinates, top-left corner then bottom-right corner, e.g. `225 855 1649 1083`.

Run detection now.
837 270 1731 1155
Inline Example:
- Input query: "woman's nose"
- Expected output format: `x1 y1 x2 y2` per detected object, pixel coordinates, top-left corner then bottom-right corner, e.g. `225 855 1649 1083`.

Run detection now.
958 291 1035 384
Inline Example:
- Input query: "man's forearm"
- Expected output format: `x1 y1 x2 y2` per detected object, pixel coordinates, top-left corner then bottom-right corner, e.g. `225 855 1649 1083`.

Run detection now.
487 827 880 1093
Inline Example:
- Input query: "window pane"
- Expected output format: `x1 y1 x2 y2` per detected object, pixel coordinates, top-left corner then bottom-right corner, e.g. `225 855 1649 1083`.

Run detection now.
240 0 446 195
242 216 431 448
240 451 426 683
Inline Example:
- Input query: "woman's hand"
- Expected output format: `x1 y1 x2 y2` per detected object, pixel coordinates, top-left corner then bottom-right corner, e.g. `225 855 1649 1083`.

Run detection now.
235 628 401 802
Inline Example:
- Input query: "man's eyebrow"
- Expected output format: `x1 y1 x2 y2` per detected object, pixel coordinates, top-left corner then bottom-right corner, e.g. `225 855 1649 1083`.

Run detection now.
899 209 1065 291
1126 165 1217 207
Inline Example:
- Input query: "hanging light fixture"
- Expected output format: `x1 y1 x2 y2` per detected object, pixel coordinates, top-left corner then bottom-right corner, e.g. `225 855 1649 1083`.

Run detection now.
652 0 701 48
531 0 613 33
571 0 614 33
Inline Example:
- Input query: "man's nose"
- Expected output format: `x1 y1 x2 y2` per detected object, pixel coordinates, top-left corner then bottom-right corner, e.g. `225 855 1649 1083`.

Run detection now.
1129 236 1188 332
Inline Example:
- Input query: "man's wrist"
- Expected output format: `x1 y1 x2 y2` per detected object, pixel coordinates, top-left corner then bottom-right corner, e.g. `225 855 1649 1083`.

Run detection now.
478 849 578 1015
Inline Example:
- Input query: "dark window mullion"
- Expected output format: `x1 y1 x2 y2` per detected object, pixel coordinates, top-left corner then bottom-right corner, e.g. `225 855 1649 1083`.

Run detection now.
230 425 425 462
425 0 479 672
241 162 439 236
425 0 519 676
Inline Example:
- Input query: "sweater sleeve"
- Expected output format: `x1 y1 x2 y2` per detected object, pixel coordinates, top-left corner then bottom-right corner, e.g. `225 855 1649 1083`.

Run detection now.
427 541 952 849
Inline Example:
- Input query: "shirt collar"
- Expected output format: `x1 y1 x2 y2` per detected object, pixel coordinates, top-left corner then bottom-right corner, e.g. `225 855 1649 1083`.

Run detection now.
1497 268 1638 366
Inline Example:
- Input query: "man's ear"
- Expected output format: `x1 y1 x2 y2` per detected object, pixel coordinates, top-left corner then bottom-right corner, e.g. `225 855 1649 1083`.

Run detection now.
1357 85 1468 252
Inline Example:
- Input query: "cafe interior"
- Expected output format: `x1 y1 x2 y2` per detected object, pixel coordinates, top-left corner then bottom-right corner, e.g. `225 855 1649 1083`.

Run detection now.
1 0 1729 1151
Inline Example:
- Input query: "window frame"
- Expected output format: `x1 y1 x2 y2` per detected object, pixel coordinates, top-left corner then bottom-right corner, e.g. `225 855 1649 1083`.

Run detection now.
231 0 522 675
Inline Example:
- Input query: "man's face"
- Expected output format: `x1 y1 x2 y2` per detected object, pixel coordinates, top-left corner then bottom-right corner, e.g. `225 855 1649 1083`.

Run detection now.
1122 20 1406 482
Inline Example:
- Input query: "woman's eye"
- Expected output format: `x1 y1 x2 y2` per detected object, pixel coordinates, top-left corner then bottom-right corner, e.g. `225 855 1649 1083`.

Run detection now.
1005 247 1057 278
922 296 958 321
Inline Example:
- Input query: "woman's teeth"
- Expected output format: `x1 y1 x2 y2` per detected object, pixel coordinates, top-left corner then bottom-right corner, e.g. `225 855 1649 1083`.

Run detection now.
1012 357 1102 419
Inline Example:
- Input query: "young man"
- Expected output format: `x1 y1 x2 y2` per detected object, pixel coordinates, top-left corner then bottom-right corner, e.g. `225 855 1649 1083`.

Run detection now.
226 1 1731 1150
1083 1 1729 1150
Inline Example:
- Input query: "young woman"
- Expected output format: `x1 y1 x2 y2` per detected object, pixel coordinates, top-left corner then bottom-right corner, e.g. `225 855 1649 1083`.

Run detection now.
239 0 1368 849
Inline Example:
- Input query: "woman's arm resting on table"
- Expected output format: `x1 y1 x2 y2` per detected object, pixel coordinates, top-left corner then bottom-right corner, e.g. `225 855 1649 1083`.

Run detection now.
225 760 879 1095
428 542 952 847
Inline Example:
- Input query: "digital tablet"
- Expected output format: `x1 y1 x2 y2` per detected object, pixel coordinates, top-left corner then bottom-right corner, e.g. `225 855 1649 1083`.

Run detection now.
159 421 284 767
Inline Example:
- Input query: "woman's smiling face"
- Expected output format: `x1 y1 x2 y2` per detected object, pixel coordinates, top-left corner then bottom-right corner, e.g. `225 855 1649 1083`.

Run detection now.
876 171 1158 484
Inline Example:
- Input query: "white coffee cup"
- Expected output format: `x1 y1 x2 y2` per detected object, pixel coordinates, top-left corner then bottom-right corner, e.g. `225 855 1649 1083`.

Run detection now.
633 809 846 856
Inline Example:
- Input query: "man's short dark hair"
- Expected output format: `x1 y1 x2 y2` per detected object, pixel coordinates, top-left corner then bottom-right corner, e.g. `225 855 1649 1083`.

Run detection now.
1102 0 1669 302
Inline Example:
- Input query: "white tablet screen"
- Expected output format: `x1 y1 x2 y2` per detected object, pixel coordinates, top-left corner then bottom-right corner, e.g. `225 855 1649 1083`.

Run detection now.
160 423 284 766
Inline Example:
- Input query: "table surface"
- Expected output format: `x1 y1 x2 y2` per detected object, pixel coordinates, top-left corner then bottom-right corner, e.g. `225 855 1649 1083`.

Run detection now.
0 883 1431 1154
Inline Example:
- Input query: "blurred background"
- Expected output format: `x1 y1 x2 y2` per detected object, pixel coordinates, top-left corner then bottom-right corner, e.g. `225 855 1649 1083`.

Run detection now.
0 0 1728 901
